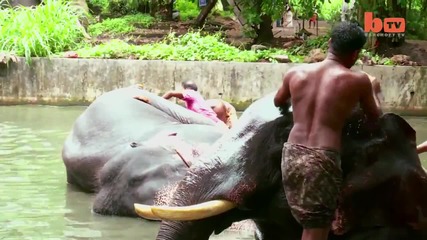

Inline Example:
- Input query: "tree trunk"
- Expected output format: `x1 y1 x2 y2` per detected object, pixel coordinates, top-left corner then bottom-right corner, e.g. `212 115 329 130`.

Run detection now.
254 14 274 44
165 0 174 21
150 0 158 17
226 0 246 25
195 0 218 27
221 0 229 9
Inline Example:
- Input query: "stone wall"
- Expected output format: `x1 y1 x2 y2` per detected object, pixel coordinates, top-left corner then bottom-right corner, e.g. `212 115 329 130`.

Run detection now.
1 58 427 114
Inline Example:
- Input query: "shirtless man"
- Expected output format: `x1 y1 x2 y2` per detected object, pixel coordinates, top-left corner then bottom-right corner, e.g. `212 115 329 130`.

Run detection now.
273 21 382 240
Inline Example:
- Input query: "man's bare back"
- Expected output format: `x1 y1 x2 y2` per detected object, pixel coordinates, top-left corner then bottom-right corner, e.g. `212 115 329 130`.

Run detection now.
274 61 380 152
275 21 382 240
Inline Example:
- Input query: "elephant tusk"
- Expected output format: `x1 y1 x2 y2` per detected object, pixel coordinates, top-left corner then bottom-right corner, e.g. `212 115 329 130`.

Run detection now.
134 203 161 220
149 200 236 221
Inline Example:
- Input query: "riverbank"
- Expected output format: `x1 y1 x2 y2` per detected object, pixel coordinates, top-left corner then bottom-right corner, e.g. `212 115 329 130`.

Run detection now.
1 58 427 115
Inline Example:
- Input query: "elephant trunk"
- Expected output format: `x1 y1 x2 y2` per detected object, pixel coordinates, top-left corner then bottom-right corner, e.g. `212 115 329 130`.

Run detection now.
156 220 214 240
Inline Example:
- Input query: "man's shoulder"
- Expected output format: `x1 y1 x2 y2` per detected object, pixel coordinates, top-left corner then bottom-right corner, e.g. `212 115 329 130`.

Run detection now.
338 70 371 94
286 65 310 78
333 68 368 82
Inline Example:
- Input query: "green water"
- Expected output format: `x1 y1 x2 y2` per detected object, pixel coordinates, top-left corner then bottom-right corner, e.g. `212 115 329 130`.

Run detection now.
0 105 427 239
0 106 253 240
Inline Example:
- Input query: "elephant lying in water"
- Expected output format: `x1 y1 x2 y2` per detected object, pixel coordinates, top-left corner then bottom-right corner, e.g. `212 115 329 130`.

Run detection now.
62 86 227 216
135 92 427 240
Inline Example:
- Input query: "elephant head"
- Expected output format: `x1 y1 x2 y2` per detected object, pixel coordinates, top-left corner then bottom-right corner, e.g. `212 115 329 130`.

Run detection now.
62 86 226 217
134 93 427 240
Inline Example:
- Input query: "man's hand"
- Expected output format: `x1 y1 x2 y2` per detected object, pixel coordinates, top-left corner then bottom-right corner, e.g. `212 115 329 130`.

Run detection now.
134 95 150 103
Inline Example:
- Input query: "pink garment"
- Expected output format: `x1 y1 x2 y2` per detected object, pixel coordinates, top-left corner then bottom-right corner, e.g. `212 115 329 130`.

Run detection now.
182 89 221 123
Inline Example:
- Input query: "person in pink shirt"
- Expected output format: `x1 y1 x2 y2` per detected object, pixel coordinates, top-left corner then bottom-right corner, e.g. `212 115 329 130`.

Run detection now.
161 81 226 126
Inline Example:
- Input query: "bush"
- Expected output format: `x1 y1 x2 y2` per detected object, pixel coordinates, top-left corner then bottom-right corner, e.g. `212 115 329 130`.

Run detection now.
175 0 199 21
88 14 155 36
0 0 86 63
318 0 341 22
287 35 330 55
74 31 290 62
88 0 142 16
405 10 427 40
87 0 110 15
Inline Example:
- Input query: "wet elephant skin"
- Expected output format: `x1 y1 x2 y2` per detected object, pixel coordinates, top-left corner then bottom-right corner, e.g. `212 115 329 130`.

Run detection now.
62 86 225 216
153 93 427 240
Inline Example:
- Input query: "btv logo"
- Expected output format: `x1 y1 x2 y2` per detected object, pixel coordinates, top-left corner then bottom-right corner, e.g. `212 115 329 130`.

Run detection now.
364 12 405 33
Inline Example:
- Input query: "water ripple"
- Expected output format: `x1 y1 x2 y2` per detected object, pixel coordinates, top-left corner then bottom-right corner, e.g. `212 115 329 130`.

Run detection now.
1 107 426 240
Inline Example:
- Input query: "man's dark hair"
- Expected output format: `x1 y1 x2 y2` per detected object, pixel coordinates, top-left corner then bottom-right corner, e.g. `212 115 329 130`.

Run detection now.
330 21 367 56
182 80 198 91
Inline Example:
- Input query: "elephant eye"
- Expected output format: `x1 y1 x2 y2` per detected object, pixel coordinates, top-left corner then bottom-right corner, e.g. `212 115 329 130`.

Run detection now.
128 176 145 187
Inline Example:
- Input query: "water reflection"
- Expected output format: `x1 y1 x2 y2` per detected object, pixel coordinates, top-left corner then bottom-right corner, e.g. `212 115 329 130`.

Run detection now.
0 105 427 239
64 185 160 239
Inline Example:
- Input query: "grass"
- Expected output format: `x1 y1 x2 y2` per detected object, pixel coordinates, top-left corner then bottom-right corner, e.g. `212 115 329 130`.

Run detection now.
73 31 291 62
0 0 394 65
0 0 86 63
88 13 156 36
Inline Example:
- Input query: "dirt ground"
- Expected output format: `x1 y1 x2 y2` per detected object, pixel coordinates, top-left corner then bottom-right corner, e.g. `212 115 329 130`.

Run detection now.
377 40 427 65
272 20 427 65
92 16 427 65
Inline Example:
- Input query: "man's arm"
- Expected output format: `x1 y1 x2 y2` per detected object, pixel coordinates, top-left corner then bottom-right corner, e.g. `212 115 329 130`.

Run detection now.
361 71 383 111
417 141 427 154
371 79 384 110
274 71 293 108
163 91 184 100
358 74 382 123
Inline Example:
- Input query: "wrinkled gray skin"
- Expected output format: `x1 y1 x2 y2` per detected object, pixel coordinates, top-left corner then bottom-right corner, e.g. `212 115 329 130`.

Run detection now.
62 86 225 216
153 92 427 240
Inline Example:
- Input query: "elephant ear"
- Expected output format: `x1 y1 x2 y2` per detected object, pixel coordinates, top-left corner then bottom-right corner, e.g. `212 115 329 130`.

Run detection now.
380 113 416 144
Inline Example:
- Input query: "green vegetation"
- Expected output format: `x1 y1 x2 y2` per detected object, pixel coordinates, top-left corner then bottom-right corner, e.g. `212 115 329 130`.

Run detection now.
73 31 290 62
405 2 427 40
287 35 330 55
87 0 109 15
0 0 86 63
88 13 155 36
87 0 144 16
175 0 199 21
318 0 342 22
174 0 234 21
0 0 421 65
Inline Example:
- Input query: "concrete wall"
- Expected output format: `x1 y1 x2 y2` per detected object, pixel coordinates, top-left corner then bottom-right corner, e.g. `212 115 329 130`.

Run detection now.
1 57 427 114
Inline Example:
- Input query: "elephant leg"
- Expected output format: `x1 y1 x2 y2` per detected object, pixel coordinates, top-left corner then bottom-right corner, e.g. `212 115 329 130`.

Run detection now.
253 220 301 240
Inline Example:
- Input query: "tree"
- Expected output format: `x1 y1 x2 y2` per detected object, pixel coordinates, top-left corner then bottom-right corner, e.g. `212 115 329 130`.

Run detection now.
195 0 219 26
183 0 287 43
356 0 407 49
290 0 322 31
228 0 288 43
